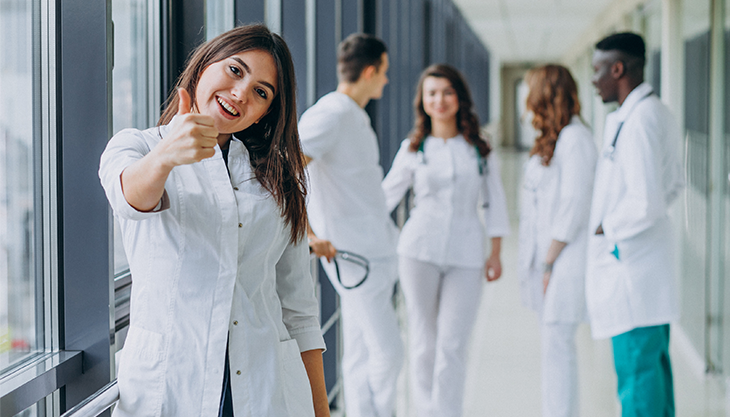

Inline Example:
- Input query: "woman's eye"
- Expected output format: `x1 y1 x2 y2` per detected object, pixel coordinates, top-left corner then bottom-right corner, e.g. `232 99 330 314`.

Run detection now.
255 88 268 99
229 66 241 76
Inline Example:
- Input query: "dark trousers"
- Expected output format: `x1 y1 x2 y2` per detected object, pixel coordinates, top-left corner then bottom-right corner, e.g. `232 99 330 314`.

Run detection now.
218 344 234 417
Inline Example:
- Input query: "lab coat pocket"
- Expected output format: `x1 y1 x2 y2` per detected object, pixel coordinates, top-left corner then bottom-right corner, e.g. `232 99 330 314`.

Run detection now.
115 326 165 417
280 339 315 417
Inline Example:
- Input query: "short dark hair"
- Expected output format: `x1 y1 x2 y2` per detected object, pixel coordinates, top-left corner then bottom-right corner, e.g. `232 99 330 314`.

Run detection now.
595 32 646 60
337 33 387 83
595 32 646 77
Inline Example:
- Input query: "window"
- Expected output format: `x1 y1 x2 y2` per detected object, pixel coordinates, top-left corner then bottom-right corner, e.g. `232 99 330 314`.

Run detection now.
111 0 160 274
0 0 43 375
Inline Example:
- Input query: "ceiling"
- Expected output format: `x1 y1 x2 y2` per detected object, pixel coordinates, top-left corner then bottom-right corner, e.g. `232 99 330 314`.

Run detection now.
452 0 615 64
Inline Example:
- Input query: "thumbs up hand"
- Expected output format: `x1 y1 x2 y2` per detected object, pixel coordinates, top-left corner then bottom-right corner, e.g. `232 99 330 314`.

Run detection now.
157 88 219 168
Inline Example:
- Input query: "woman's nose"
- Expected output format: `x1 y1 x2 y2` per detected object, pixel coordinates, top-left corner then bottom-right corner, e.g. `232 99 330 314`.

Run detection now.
231 82 249 103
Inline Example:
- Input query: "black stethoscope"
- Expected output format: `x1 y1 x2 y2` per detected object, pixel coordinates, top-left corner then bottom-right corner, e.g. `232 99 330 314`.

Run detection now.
311 249 370 290
602 91 654 160
417 138 487 175
332 251 369 290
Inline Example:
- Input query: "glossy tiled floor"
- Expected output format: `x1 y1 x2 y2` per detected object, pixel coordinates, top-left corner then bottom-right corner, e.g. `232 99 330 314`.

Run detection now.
391 148 729 417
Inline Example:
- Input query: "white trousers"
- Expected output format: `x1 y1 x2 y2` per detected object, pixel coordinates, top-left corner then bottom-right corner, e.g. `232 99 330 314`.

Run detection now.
398 257 483 417
541 321 579 417
321 256 403 417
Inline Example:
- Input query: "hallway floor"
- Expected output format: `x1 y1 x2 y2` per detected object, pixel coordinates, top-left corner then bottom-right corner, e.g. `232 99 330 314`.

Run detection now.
392 148 730 417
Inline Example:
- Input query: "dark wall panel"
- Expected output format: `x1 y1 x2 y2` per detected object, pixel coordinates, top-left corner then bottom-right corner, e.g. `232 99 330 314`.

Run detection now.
342 0 360 38
59 0 112 411
316 0 338 101
235 0 265 25
685 31 710 135
282 0 308 115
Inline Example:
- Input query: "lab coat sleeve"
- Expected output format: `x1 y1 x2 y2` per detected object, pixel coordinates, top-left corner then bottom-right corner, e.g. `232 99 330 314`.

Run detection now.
481 151 510 237
382 139 416 213
550 130 596 242
98 128 170 221
601 109 666 242
276 239 327 353
298 106 343 160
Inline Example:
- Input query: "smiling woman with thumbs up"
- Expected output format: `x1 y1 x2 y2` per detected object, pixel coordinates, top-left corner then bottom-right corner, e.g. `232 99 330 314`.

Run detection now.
99 24 329 417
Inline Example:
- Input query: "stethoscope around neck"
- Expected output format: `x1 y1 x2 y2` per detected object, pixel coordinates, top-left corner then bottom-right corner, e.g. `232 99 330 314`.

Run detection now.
602 91 653 160
417 138 487 175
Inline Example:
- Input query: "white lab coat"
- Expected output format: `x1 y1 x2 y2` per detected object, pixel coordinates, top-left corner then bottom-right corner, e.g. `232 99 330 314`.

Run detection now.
99 123 325 417
586 83 685 339
518 116 597 323
382 135 510 268
299 92 399 259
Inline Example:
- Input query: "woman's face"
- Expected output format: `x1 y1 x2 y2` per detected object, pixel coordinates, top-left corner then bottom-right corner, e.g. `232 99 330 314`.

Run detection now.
422 76 459 125
195 49 278 137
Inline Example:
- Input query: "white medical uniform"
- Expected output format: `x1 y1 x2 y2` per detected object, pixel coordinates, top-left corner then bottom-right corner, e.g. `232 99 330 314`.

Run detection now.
586 83 684 340
99 123 325 417
299 91 403 417
517 116 597 417
382 135 509 417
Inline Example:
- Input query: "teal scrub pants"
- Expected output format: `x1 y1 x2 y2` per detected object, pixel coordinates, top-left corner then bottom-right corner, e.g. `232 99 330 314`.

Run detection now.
611 324 674 417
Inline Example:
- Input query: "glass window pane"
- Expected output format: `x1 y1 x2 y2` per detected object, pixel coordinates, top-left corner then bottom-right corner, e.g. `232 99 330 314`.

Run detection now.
111 0 151 274
679 0 711 363
0 0 41 372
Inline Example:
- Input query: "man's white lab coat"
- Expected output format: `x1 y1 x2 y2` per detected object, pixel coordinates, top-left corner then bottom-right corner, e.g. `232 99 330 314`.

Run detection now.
586 83 685 339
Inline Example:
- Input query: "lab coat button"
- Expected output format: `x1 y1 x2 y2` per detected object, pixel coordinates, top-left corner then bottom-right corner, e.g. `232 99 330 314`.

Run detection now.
236 370 241 375
233 186 239 190
233 321 238 325
238 223 243 228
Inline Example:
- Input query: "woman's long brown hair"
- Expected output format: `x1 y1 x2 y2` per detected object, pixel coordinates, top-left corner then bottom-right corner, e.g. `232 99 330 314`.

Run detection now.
408 64 490 157
524 64 581 166
159 24 307 244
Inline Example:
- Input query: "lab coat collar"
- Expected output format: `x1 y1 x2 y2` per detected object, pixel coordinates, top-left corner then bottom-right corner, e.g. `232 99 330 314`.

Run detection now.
614 82 653 122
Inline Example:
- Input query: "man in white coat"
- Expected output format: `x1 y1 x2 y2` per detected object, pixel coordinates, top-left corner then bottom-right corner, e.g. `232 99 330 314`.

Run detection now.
298 33 402 417
587 32 684 416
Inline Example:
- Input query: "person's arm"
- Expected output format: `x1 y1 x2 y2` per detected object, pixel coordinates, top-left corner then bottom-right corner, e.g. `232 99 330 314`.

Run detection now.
301 349 330 417
302 154 337 261
307 221 336 262
542 239 568 294
485 237 502 282
481 152 511 238
275 239 328 413
381 140 417 213
122 88 218 211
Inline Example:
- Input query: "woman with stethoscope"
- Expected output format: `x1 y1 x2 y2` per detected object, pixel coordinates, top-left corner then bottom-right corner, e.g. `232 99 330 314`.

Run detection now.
517 65 597 417
99 25 329 417
381 64 509 417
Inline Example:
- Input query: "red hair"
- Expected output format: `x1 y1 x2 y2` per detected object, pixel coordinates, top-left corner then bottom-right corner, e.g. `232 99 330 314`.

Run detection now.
525 65 581 166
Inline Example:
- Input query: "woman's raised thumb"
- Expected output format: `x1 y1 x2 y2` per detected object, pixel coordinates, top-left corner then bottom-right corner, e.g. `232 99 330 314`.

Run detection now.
177 88 192 115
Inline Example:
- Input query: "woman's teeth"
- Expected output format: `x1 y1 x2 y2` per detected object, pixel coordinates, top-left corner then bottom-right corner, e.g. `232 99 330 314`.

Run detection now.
217 97 238 116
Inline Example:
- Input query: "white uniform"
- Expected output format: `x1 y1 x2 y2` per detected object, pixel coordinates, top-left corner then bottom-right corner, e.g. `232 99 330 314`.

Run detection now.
586 83 684 340
99 124 325 417
382 135 509 417
517 116 597 417
299 91 402 417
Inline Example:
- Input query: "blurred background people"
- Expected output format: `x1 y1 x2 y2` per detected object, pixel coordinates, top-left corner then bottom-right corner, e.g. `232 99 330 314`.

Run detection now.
299 33 403 417
382 64 509 417
587 32 684 416
517 64 597 417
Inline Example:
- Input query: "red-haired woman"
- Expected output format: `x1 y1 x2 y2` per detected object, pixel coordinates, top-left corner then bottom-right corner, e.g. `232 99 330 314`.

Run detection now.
382 64 509 417
518 64 597 417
